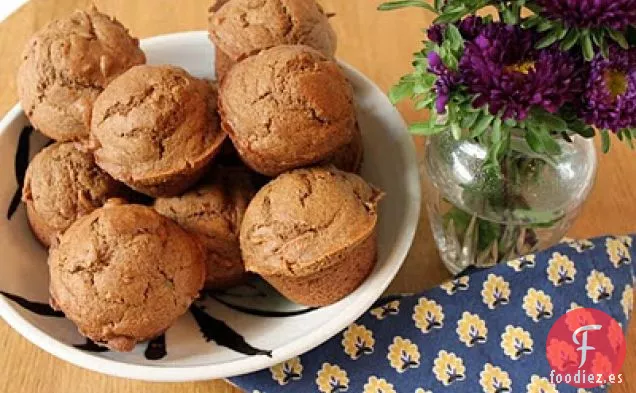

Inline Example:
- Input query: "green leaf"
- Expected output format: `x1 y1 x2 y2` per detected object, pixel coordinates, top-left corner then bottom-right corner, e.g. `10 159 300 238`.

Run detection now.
560 28 580 51
601 129 611 153
378 0 437 12
536 30 559 49
525 127 545 154
409 121 444 135
388 82 413 104
470 113 494 138
522 16 541 29
461 111 480 129
451 122 462 140
445 24 464 52
537 20 554 33
491 117 502 143
581 32 595 61
530 108 567 132
538 131 562 155
608 29 629 49
414 95 435 110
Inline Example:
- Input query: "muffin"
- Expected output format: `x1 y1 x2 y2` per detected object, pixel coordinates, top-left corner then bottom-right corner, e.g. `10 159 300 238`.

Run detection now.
90 65 226 197
154 167 255 289
219 45 356 177
17 7 145 141
22 142 125 247
208 0 337 79
240 167 383 306
48 201 206 352
323 123 363 173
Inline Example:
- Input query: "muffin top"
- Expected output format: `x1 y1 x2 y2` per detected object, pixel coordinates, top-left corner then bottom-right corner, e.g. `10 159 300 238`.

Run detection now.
91 65 226 188
240 167 383 277
209 0 337 61
22 142 123 235
48 202 205 351
18 7 145 141
219 45 356 176
154 167 255 286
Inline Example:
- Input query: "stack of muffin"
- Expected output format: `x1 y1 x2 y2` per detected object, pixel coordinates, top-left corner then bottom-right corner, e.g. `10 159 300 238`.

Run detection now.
17 0 382 352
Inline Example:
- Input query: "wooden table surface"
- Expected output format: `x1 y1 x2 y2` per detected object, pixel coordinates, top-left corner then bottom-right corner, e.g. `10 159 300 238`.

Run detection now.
0 1 634 392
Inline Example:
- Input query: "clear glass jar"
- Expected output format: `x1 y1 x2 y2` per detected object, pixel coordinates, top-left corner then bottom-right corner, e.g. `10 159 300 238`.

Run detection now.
421 131 598 275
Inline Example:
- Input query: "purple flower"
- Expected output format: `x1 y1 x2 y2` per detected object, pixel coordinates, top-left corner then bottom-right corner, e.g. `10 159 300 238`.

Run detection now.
582 45 636 132
427 24 445 44
428 52 458 113
426 16 485 45
535 0 636 30
459 22 584 120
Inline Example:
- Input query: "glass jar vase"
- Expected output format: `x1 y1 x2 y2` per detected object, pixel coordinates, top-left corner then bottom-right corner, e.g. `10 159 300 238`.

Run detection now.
421 131 598 275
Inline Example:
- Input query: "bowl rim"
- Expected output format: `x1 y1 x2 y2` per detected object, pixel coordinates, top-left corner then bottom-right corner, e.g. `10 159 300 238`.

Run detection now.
0 30 421 382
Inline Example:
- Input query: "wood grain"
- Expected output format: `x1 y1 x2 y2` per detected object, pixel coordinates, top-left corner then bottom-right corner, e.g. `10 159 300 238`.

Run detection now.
0 1 634 392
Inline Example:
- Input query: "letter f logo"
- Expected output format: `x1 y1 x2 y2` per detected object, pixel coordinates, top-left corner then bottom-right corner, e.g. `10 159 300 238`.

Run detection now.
572 324 602 368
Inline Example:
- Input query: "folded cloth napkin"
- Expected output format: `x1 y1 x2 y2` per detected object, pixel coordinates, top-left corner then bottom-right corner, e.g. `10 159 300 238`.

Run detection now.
231 236 635 393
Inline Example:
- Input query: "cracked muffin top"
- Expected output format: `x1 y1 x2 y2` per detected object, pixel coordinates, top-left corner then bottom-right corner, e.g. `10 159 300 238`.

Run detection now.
219 45 356 176
90 65 226 197
22 141 125 247
48 202 206 352
208 0 337 62
154 167 255 289
17 7 145 141
240 166 383 277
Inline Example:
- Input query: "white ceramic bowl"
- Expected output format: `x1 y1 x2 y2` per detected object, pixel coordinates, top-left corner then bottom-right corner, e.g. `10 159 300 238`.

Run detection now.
0 31 420 382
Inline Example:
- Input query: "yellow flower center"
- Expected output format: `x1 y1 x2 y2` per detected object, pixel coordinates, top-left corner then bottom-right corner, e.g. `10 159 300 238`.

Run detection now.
604 69 628 100
505 61 536 75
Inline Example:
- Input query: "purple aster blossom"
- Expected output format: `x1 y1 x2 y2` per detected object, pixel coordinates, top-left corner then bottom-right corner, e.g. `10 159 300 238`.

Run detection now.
459 22 584 120
535 0 636 30
426 16 485 45
428 51 459 113
427 24 445 45
582 45 636 132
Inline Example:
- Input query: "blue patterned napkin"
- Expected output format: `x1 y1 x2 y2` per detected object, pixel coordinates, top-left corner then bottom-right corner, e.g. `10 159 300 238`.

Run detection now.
231 236 635 393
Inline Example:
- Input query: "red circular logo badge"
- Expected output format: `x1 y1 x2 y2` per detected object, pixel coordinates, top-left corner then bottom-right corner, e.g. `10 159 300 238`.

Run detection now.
546 308 626 388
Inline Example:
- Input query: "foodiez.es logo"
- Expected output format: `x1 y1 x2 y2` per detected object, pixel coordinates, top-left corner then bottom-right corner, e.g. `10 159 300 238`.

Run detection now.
546 308 626 388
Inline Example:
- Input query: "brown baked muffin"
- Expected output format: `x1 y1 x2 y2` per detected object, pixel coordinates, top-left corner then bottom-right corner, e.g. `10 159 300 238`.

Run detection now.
219 45 356 177
22 142 125 247
90 65 226 197
154 167 255 289
322 123 363 173
208 0 337 79
240 167 383 306
17 7 145 141
49 201 206 352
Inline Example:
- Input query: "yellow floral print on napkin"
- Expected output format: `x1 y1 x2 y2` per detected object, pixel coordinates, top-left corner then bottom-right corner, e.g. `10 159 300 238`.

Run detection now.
480 363 512 393
546 252 576 286
342 323 375 360
456 312 488 347
316 363 349 393
507 254 536 271
387 337 420 373
523 288 554 322
440 276 470 295
413 297 444 333
526 375 557 393
586 270 615 303
621 284 633 319
363 376 396 393
501 325 533 360
270 357 303 385
606 237 632 268
370 300 400 320
433 350 466 386
481 274 511 309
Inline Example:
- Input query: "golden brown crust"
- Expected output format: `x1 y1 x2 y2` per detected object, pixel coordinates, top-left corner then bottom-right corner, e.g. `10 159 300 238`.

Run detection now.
214 47 236 81
17 7 145 141
219 45 356 176
22 142 125 248
48 203 206 352
90 65 226 197
208 0 337 62
154 167 255 289
322 122 363 173
240 167 382 305
262 231 377 306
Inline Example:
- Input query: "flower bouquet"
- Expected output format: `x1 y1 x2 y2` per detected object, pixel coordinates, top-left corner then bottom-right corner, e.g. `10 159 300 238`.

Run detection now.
380 0 635 273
